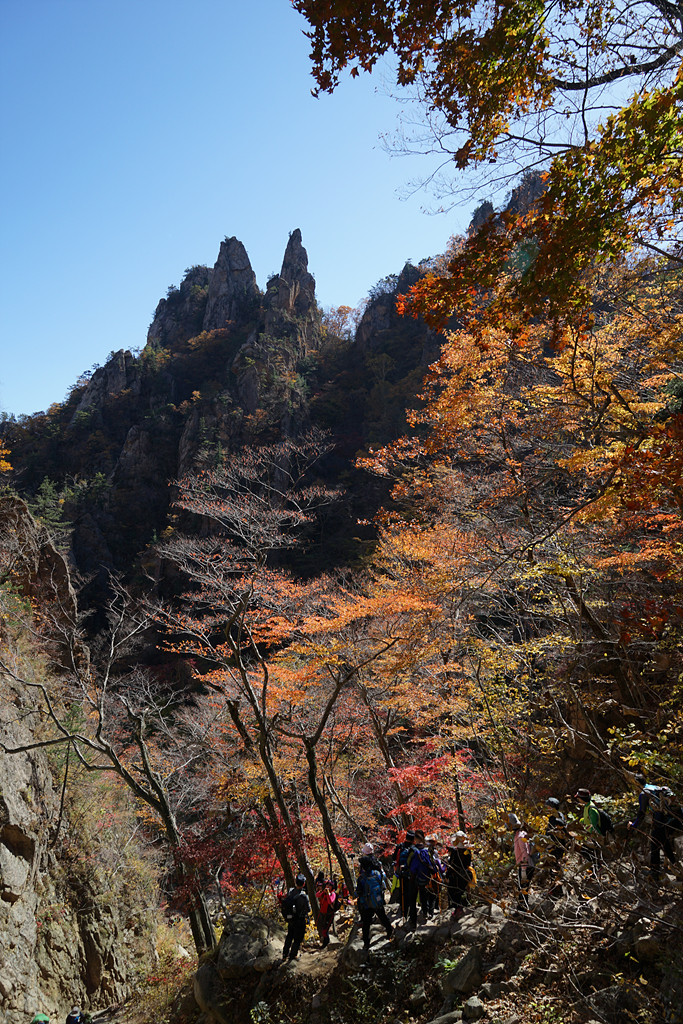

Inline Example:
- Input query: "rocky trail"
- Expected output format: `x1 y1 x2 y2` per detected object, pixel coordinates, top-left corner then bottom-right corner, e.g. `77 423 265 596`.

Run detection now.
87 845 683 1024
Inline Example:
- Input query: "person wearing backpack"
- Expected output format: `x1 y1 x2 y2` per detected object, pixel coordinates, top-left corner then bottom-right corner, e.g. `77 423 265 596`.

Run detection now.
355 855 394 949
629 774 679 882
65 1009 82 1024
393 830 415 917
575 788 614 864
406 830 433 928
425 835 446 916
315 871 337 949
510 813 535 911
445 832 472 917
281 874 310 961
545 797 569 861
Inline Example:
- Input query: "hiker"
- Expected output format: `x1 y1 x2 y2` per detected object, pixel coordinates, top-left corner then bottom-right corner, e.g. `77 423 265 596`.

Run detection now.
281 873 310 962
575 787 614 862
629 774 679 882
406 830 434 927
355 854 394 949
360 841 385 875
445 832 472 917
65 1010 82 1024
425 834 446 916
545 797 569 861
510 813 535 911
31 1016 50 1024
315 872 337 949
393 830 415 916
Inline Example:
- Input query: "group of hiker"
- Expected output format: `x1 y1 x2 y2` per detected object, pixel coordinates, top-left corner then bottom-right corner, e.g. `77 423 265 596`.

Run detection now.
277 774 682 960
278 829 477 960
28 776 683 1020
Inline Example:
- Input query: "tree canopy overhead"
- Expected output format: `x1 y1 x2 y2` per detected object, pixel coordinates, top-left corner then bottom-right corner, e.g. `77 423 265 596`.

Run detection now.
295 0 683 333
294 0 683 173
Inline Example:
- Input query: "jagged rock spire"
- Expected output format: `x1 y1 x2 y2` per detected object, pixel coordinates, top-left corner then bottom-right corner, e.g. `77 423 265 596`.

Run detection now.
268 228 316 316
202 236 260 331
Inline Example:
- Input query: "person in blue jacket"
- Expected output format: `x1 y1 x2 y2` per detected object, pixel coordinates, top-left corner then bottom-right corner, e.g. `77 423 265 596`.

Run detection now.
356 855 393 949
629 774 679 882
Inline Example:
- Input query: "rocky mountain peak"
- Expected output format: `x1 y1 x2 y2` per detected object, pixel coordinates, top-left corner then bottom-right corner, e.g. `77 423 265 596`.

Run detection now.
202 236 260 332
268 227 316 317
147 264 211 350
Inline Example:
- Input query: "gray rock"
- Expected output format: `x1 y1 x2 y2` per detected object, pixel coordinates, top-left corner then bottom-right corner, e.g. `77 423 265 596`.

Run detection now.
634 934 661 961
486 962 506 980
202 237 260 331
409 983 427 1008
589 983 648 1017
462 996 485 1021
0 665 155 1016
480 981 502 998
147 265 211 349
426 1013 463 1024
441 945 483 996
214 914 283 979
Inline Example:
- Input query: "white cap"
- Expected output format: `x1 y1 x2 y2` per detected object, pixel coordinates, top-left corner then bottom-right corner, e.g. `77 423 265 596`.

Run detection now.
361 842 373 855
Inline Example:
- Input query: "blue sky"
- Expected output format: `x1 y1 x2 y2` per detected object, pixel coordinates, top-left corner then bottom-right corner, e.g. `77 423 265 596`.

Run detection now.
0 0 474 418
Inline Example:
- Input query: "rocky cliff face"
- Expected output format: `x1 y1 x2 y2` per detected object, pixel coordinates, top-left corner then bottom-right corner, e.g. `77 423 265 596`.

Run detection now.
0 684 154 1019
41 230 324 575
146 265 212 351
0 501 155 1019
7 229 441 586
202 237 260 332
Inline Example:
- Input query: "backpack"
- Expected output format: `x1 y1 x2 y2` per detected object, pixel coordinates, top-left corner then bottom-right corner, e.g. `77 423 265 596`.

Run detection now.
409 846 433 883
360 870 383 910
280 888 303 922
644 784 674 813
596 808 614 836
398 843 414 878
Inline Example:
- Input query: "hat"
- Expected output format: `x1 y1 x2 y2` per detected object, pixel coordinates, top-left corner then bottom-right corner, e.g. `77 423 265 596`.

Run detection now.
425 834 438 843
295 873 306 887
575 788 591 802
361 842 374 855
415 829 425 839
405 831 415 841
508 813 522 829
546 797 560 809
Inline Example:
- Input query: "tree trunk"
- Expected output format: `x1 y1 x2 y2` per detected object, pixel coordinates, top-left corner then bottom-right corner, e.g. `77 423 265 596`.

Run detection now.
263 794 296 890
304 738 355 898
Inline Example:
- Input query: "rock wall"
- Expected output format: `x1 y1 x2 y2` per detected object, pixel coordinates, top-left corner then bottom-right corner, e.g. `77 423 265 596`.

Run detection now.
0 679 155 1019
0 501 155 1019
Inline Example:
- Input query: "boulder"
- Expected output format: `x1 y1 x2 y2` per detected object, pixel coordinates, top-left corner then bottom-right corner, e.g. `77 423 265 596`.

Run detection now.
214 915 285 979
441 946 483 996
462 996 485 1021
425 1013 463 1024
634 934 661 961
409 983 427 1008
